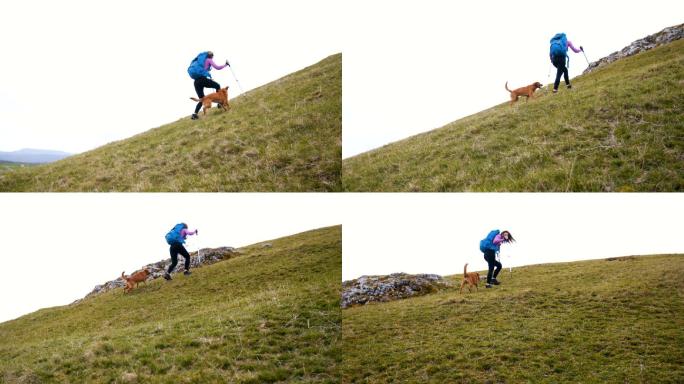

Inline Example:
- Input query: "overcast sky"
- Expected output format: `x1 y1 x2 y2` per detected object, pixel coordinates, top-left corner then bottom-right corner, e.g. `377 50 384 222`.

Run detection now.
342 0 684 157
0 194 343 324
342 194 684 281
0 0 341 154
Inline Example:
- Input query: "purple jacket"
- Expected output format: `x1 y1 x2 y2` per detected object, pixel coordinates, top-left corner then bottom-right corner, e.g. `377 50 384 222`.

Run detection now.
493 234 505 246
567 40 582 53
204 58 227 71
180 228 198 240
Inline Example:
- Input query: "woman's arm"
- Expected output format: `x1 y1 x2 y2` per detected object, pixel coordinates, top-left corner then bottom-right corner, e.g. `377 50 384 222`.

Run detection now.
567 40 582 53
204 58 227 70
181 228 198 238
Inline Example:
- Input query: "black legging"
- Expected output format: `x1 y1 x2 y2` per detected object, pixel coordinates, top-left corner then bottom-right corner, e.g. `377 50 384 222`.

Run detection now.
193 77 221 114
551 54 570 90
483 249 502 284
168 242 191 273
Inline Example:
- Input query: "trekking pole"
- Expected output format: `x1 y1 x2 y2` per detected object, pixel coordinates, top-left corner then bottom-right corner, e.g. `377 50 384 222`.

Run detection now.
226 60 245 94
580 46 590 66
196 236 202 265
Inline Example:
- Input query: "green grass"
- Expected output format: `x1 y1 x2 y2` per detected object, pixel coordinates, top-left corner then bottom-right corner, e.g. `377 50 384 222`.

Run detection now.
0 54 341 192
343 40 684 191
0 226 341 383
0 161 35 174
342 254 684 383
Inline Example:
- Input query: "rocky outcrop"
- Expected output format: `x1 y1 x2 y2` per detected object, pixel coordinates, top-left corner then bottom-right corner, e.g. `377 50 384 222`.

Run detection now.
341 273 452 308
74 246 240 303
583 23 683 75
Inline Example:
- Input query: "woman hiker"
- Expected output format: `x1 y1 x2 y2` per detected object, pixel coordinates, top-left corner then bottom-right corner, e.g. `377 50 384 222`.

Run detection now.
549 33 583 93
164 223 198 280
479 229 515 288
187 51 230 120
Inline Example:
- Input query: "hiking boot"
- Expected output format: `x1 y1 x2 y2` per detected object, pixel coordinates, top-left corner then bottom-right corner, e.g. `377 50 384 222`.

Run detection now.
485 284 493 288
184 270 192 276
567 84 572 89
552 89 558 94
491 279 501 285
163 273 172 281
191 114 199 120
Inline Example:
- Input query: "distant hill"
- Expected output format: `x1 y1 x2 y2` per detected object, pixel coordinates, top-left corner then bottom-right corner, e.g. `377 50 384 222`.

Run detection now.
0 225 341 383
342 254 684 383
0 53 342 192
0 148 71 163
343 30 683 191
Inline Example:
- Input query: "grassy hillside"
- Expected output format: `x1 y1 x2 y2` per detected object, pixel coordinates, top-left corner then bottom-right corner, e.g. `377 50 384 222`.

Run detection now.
0 226 341 383
342 255 684 383
0 161 34 173
343 40 683 191
0 54 341 192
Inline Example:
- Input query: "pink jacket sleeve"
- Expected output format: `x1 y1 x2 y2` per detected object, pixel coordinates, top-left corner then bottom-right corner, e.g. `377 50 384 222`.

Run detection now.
204 58 227 71
493 234 504 245
567 40 582 53
180 229 198 238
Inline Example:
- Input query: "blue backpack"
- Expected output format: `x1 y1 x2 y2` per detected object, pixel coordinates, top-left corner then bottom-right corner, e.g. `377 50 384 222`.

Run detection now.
479 229 500 253
550 33 568 57
165 223 187 245
187 52 211 80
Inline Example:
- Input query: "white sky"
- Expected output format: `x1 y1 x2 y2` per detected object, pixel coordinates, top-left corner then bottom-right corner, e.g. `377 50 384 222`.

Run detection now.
0 0 342 154
342 194 684 281
0 194 344 324
342 0 684 157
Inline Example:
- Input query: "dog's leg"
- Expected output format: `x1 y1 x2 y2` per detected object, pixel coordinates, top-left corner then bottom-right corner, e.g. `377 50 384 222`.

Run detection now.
459 280 465 294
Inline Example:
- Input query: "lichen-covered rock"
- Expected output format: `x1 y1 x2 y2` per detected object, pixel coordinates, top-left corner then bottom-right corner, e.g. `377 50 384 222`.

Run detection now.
341 273 452 308
583 24 683 75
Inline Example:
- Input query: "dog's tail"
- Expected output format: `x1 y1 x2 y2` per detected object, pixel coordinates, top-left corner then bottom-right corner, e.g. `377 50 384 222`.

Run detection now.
464 263 469 276
121 271 127 279
505 81 512 92
189 97 202 102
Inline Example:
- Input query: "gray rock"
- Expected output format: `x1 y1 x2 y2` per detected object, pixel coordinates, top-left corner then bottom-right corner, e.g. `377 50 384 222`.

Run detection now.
341 273 452 308
583 23 683 75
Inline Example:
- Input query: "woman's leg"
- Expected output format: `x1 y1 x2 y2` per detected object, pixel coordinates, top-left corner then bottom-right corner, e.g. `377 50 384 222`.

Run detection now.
193 78 222 114
552 55 566 91
492 259 503 280
563 64 570 87
168 244 180 273
193 79 207 114
177 244 191 271
484 250 496 283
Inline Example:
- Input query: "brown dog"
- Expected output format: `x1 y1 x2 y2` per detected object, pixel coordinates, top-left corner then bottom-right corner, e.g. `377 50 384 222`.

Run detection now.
459 263 480 294
505 81 543 105
190 86 230 116
121 269 151 293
